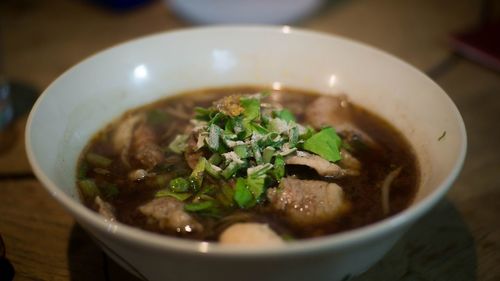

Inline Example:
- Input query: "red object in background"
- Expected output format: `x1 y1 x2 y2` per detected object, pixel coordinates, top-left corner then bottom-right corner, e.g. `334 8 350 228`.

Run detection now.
451 21 500 72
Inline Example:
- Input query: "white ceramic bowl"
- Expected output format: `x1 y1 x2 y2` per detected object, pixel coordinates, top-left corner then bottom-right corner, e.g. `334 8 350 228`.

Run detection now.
26 26 466 281
167 0 325 24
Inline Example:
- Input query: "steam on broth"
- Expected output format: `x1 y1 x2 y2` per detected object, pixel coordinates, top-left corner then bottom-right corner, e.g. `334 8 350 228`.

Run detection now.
76 88 419 244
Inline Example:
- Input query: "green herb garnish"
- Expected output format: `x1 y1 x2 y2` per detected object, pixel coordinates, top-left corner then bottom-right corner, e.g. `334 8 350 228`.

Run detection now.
303 127 342 162
156 189 192 201
165 92 344 213
169 177 190 193
234 177 254 208
86 153 112 168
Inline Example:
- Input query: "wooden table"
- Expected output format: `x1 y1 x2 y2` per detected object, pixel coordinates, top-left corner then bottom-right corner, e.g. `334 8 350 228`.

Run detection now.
1 0 499 280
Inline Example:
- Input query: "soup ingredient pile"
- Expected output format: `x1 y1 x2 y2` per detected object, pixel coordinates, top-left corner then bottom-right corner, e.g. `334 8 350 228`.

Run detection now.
167 93 351 210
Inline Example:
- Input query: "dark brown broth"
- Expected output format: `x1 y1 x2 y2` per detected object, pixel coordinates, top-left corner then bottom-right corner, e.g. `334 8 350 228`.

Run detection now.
77 87 419 241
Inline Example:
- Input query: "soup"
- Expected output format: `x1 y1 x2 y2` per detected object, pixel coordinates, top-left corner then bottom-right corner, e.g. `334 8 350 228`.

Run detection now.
76 87 419 244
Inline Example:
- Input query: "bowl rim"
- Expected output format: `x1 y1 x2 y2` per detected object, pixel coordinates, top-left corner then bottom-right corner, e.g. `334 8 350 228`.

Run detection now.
25 25 467 256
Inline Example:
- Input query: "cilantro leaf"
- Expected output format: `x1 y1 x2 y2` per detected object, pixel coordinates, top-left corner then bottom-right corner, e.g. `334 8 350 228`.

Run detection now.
274 109 296 122
195 107 216 121
246 163 272 200
303 127 342 162
240 97 260 121
247 175 266 201
234 177 255 208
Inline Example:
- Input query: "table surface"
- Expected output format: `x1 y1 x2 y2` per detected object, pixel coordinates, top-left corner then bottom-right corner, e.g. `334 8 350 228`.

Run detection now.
1 0 499 280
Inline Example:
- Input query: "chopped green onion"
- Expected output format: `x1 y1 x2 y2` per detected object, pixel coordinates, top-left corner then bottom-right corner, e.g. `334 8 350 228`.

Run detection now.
206 124 223 151
251 142 263 164
190 157 206 188
221 161 240 179
205 162 222 179
234 145 250 158
278 146 297 156
247 163 273 177
208 153 223 165
262 147 275 163
156 189 191 201
303 127 342 162
86 153 112 168
169 177 190 192
185 200 217 212
259 132 283 148
168 134 189 154
78 179 99 199
198 194 215 201
288 126 299 148
77 162 88 180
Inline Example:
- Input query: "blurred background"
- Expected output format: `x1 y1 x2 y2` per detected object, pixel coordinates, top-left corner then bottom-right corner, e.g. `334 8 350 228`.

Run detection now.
0 0 499 280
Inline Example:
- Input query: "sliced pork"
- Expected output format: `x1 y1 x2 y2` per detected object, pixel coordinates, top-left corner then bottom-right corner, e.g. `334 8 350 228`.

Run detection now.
305 95 376 146
285 151 359 177
132 123 165 169
339 149 362 171
305 95 351 129
138 197 203 233
112 114 144 166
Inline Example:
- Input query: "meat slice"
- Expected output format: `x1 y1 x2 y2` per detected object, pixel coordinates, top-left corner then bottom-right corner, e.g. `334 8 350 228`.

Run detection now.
95 196 116 221
267 178 350 226
305 95 376 146
285 151 359 177
112 114 144 166
339 149 362 171
305 95 351 129
132 123 165 169
219 223 284 246
138 197 203 233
